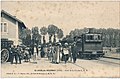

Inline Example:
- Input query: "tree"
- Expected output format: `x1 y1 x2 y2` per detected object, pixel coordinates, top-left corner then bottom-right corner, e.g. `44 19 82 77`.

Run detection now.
68 28 120 47
40 27 47 44
35 33 41 45
32 27 39 35
47 24 58 43
69 29 83 39
57 29 64 40
20 28 31 46
32 27 40 45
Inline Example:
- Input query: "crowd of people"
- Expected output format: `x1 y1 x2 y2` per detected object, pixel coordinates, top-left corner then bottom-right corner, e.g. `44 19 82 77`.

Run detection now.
9 42 79 64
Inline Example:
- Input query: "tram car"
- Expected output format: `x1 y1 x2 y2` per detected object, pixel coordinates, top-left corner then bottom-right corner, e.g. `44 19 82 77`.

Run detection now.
1 38 13 63
75 29 104 59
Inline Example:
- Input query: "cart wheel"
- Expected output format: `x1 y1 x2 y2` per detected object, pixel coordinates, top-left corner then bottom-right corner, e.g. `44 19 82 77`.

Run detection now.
1 49 9 63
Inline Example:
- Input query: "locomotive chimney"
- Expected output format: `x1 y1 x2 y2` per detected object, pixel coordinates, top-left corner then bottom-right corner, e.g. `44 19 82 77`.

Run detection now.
88 28 94 33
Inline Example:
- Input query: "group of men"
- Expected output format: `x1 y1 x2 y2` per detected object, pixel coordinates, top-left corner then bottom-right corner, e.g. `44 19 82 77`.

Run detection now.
10 42 79 64
46 42 78 64
10 45 31 64
10 45 22 64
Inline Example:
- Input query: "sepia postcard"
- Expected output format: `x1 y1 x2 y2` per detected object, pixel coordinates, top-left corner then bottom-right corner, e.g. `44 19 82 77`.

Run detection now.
1 0 120 78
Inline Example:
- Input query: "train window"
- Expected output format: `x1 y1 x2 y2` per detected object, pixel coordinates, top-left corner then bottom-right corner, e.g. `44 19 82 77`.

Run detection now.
86 35 89 40
86 35 94 40
86 35 88 40
94 35 98 40
90 35 94 40
86 34 102 42
94 35 102 40
98 35 101 40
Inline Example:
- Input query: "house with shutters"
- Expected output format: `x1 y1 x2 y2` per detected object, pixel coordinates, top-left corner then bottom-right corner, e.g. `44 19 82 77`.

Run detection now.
1 10 26 45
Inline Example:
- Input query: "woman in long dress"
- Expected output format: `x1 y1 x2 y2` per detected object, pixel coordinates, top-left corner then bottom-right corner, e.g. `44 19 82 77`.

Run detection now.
53 43 62 64
32 45 37 63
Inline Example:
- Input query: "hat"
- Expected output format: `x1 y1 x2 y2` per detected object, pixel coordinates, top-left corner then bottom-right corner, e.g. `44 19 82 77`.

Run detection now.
58 42 61 46
49 43 52 45
25 47 29 50
65 43 68 45
73 42 76 45
38 45 41 47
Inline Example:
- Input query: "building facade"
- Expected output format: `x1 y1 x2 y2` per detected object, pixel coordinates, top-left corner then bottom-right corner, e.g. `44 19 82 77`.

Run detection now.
1 10 26 45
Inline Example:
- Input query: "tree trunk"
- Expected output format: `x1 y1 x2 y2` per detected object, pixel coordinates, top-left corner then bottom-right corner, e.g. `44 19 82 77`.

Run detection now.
43 36 46 44
49 35 52 43
53 34 56 43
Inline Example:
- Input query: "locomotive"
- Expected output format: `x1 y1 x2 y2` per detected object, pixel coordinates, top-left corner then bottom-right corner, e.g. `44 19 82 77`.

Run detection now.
75 29 104 59
60 28 104 59
1 38 13 63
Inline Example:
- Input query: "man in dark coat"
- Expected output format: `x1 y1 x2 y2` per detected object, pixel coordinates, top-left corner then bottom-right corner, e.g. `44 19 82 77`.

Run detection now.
11 45 18 64
10 45 14 64
17 45 22 64
40 45 45 58
71 42 78 63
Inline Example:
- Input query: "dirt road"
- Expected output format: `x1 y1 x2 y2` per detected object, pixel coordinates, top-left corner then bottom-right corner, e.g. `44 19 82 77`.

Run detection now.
1 58 120 78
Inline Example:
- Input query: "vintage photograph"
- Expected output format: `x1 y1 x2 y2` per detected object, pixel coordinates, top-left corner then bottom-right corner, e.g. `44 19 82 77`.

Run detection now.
1 1 120 78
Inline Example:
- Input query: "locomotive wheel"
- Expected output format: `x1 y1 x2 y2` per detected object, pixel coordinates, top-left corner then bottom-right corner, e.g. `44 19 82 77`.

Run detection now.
1 49 9 63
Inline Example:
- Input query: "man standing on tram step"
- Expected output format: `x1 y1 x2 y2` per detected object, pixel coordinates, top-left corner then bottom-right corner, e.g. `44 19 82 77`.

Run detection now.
63 43 69 64
71 42 78 63
17 45 22 64
11 45 18 64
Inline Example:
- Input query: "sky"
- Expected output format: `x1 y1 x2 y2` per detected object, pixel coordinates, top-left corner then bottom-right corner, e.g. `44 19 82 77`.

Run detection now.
1 1 120 36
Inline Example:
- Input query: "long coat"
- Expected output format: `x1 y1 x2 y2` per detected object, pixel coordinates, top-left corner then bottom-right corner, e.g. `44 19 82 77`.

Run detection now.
71 45 78 57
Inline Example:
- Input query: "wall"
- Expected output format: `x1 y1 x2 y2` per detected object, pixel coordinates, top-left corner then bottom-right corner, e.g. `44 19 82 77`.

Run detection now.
1 16 18 45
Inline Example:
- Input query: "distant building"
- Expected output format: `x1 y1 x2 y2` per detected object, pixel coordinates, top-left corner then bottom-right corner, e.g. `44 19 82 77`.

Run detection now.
1 10 26 45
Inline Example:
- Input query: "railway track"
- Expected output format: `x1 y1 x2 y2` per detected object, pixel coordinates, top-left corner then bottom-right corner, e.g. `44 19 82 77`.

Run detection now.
103 56 120 60
97 59 120 65
89 57 120 67
71 63 87 70
60 61 87 71
78 57 120 66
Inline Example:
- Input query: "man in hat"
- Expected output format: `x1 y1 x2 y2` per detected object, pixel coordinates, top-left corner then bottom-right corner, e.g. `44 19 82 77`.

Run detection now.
11 45 18 64
44 45 48 58
10 45 15 64
24 47 30 62
71 42 78 63
47 43 53 61
52 43 57 64
17 45 22 64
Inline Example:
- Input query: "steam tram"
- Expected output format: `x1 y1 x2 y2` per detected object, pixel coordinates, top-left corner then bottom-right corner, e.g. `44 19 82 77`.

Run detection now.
1 38 13 63
75 30 104 59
